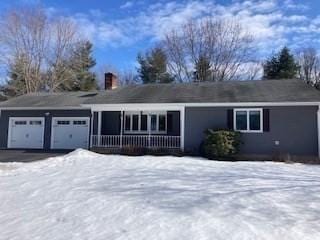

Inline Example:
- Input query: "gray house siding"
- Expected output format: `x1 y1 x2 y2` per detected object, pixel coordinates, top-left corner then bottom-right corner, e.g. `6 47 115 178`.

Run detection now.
185 106 318 156
0 109 91 150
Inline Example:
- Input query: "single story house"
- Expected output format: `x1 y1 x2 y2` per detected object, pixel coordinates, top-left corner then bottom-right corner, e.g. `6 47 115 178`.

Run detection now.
1 74 320 159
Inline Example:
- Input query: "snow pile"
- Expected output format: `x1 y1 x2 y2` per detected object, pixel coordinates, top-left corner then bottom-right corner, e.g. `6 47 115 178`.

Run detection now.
0 149 320 240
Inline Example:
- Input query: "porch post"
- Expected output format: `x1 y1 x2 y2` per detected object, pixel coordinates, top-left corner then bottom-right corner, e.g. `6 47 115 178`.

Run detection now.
148 113 151 148
90 111 94 148
317 106 320 158
180 106 185 151
120 111 123 148
98 111 102 147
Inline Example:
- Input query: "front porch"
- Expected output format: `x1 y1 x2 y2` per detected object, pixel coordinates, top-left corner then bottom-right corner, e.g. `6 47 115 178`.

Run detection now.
90 106 185 150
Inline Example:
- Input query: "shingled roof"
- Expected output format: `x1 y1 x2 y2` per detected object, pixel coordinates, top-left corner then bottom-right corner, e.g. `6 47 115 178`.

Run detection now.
0 80 320 108
84 79 320 104
0 92 98 108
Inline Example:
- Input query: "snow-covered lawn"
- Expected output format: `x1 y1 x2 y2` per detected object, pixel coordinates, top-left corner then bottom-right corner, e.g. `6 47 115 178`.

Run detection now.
0 150 320 240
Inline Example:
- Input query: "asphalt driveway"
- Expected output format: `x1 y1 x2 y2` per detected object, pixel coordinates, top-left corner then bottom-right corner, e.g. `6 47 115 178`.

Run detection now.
0 150 70 163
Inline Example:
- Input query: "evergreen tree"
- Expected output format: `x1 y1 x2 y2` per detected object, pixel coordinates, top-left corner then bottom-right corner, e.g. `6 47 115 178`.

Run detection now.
194 55 211 82
7 55 27 96
70 41 97 91
137 47 174 84
263 47 299 79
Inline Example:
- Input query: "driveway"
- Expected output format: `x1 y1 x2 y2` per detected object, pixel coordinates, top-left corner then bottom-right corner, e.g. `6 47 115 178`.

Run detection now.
0 150 70 163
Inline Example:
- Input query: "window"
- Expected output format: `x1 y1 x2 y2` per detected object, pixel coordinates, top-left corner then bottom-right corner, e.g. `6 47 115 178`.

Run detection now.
14 121 27 125
249 111 261 131
57 120 70 125
29 120 42 125
125 115 131 131
234 109 263 133
132 115 139 131
235 111 247 130
141 115 148 131
150 115 157 131
124 112 167 133
124 112 148 133
158 115 166 131
73 120 87 125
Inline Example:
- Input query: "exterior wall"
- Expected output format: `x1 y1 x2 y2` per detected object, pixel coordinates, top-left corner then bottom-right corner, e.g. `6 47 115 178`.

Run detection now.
185 106 318 157
0 109 91 150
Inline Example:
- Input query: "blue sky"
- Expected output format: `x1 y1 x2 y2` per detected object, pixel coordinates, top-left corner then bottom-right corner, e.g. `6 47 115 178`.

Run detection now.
1 0 320 74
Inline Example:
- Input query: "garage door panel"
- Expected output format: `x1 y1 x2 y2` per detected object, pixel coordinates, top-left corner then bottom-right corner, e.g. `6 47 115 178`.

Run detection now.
51 117 89 150
8 118 45 149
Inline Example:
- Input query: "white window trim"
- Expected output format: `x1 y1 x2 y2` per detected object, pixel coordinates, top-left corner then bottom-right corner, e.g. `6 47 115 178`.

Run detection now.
233 108 263 133
149 113 167 134
124 111 167 134
124 112 148 134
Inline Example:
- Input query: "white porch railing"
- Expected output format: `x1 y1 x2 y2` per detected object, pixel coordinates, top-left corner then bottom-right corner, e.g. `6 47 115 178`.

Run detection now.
91 135 181 149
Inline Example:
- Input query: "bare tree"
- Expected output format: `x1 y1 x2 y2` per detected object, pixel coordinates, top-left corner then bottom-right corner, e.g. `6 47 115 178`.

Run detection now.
163 18 255 82
96 64 140 88
238 61 263 81
119 69 139 86
0 6 82 94
296 48 320 84
164 30 190 82
46 18 79 91
0 7 49 93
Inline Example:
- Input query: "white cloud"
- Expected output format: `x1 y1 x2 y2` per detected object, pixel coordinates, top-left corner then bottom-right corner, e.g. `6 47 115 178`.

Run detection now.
66 0 317 56
120 1 134 9
283 0 310 11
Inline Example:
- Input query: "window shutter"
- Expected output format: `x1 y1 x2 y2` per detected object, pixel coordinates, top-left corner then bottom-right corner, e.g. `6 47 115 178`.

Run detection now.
263 109 270 132
227 109 234 130
167 113 173 133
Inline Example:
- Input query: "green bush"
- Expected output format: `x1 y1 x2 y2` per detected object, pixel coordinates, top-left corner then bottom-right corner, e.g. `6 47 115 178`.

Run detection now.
201 129 241 160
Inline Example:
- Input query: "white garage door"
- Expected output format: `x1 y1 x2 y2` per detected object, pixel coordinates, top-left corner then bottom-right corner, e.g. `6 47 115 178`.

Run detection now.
8 117 45 149
51 117 90 149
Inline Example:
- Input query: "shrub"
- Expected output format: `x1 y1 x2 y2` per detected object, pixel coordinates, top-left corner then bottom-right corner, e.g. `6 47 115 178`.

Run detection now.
121 146 147 156
201 129 241 160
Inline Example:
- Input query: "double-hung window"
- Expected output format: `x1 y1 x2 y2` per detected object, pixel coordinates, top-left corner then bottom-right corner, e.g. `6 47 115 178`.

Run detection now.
124 112 148 133
124 112 167 133
234 109 263 133
150 113 167 133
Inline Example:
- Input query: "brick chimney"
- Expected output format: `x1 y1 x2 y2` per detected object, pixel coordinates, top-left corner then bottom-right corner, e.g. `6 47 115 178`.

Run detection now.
104 72 118 90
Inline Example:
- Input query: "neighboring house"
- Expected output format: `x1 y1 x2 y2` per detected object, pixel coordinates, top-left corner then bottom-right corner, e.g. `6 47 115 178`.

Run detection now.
1 73 320 159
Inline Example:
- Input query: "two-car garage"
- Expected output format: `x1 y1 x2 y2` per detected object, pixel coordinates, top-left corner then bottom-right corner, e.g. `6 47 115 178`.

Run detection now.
5 115 90 150
0 92 95 151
